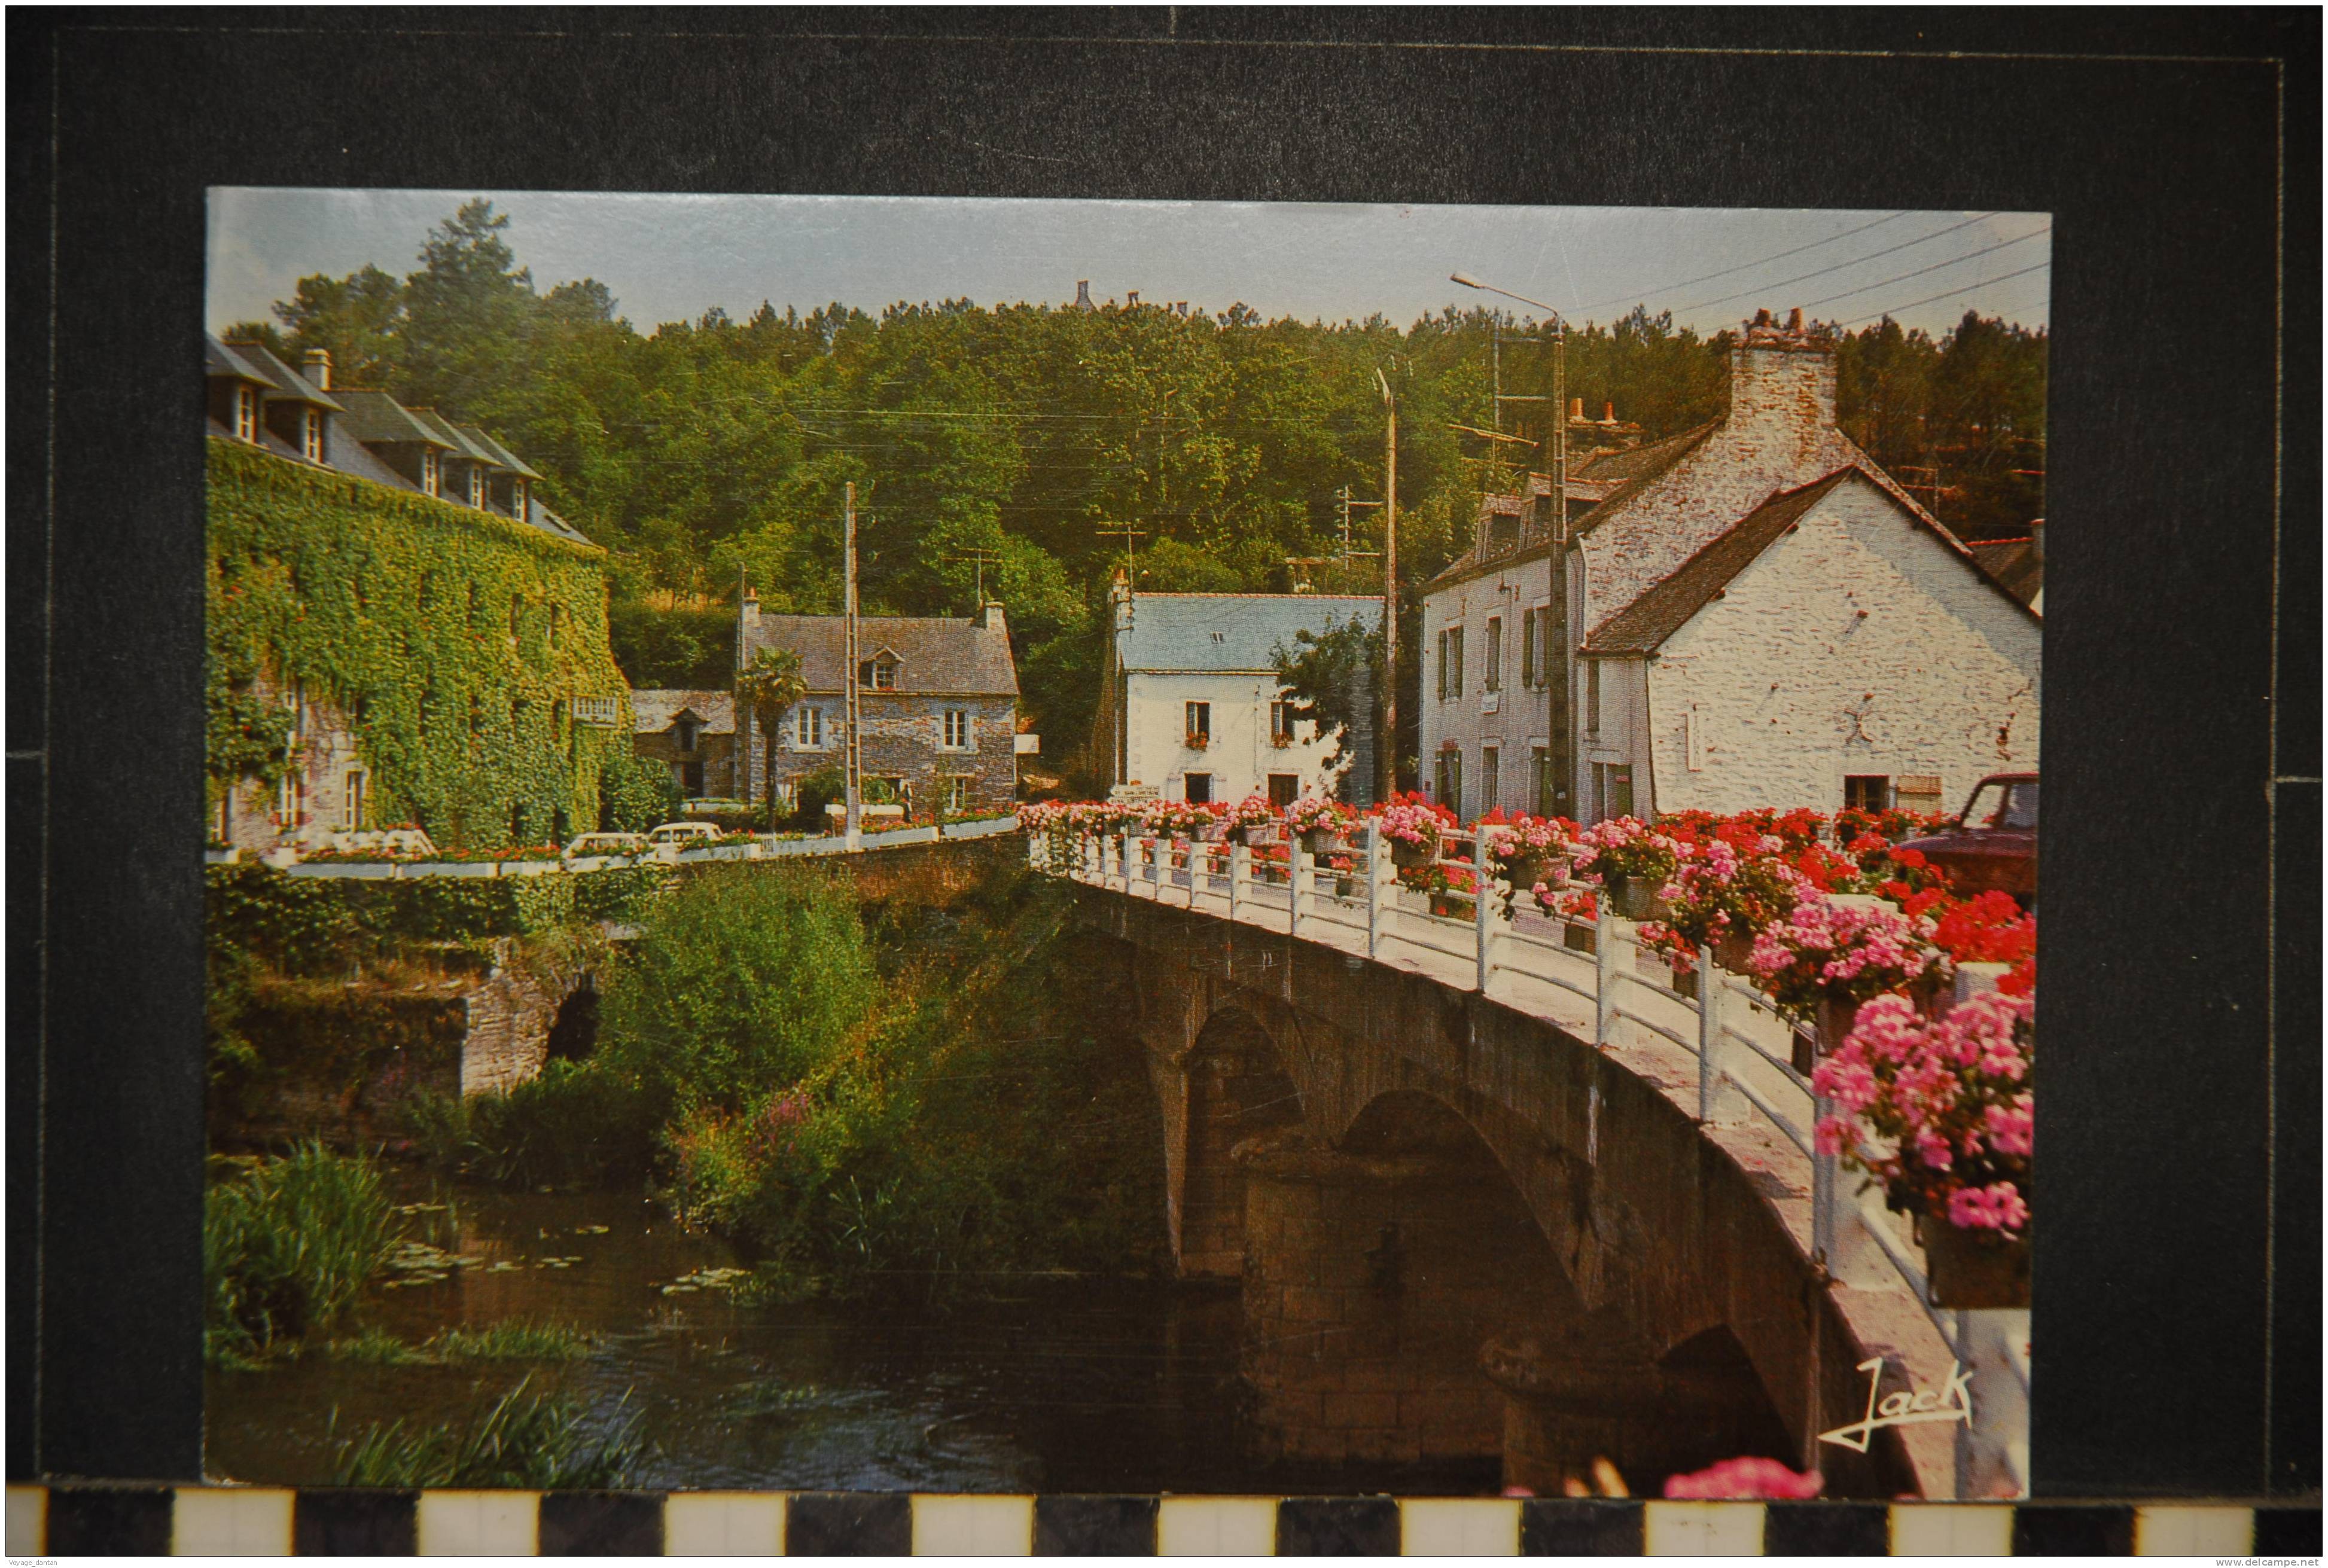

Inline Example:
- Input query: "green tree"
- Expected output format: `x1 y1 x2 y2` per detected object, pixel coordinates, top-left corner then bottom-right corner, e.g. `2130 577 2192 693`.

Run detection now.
1271 614 1382 795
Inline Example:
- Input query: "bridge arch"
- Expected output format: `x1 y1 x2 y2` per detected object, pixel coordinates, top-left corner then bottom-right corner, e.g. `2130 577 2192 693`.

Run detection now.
1178 1005 1308 1278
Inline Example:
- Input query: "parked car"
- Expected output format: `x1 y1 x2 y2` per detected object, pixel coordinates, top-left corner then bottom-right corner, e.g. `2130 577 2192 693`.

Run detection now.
1896 772 2037 905
564 831 647 859
646 821 724 848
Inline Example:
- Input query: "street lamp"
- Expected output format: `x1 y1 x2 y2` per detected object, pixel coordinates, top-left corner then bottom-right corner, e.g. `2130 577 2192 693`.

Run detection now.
1451 271 1568 541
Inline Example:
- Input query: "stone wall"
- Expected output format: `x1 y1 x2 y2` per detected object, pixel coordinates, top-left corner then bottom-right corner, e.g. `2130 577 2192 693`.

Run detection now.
753 695 1017 816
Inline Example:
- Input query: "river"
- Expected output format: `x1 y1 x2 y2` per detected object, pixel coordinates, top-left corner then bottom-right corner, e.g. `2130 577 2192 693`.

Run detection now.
205 1173 1500 1496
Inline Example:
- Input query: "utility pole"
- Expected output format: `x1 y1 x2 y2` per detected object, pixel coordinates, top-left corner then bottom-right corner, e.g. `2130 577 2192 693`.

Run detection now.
1550 318 1568 541
843 481 861 850
1337 484 1384 566
1376 367 1398 803
1095 521 1146 620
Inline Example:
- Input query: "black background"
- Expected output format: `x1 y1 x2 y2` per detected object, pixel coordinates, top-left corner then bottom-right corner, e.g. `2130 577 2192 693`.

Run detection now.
8 7 2318 1499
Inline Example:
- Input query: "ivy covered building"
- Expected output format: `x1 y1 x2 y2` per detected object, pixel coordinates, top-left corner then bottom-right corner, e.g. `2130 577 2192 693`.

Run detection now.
205 334 646 853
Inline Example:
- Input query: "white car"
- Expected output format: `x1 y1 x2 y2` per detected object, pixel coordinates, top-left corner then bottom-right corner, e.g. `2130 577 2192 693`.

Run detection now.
646 821 724 847
564 831 647 859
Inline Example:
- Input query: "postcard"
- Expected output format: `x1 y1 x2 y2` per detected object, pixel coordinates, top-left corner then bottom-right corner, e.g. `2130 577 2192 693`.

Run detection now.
200 190 2045 1502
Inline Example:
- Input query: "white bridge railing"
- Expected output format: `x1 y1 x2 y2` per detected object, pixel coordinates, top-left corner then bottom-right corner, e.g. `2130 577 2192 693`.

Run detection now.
1032 819 2027 1498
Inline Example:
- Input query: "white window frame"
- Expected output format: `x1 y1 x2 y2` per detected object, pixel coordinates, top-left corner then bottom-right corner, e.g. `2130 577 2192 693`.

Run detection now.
234 386 258 443
942 708 970 749
341 770 367 830
945 776 971 813
422 450 441 496
794 705 824 749
468 466 485 508
1185 700 1211 741
303 408 324 463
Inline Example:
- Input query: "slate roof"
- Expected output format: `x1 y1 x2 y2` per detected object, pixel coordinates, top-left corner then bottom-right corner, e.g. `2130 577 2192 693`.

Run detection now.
1580 470 1855 656
1970 538 2044 608
333 389 456 448
459 424 543 481
1116 593 1381 674
206 335 276 385
223 340 346 412
407 408 503 466
633 690 736 735
1571 422 1715 488
742 613 1019 697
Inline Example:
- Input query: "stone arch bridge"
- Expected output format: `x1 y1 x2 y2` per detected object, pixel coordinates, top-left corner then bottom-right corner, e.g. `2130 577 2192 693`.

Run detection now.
1075 882 1960 1499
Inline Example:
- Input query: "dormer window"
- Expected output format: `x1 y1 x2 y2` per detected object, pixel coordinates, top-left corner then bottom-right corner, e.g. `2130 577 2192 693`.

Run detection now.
234 386 258 443
675 717 702 753
859 656 898 691
511 479 528 520
468 467 485 508
302 408 324 463
423 450 441 496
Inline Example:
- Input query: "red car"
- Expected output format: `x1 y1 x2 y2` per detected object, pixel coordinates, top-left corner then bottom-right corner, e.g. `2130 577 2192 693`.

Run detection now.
1897 772 2038 905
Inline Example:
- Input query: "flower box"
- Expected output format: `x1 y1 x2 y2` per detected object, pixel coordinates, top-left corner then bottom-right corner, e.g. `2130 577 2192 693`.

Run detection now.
1299 826 1339 856
1713 930 1757 974
1184 733 1210 751
1603 872 1669 922
501 859 563 877
412 859 499 878
1916 1212 2031 1309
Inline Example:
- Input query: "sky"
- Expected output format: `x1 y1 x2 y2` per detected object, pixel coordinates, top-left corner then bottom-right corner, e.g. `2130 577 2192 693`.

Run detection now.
208 190 2050 342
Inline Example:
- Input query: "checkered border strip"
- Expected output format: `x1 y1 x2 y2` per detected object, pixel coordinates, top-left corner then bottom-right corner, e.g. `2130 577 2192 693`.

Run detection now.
5 1487 2318 1555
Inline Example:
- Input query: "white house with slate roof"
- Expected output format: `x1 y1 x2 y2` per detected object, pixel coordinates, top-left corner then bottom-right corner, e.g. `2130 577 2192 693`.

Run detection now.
1419 308 2040 824
1096 584 1380 807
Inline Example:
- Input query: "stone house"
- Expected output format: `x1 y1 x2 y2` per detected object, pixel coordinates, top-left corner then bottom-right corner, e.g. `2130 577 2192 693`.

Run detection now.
631 690 737 800
1093 585 1380 807
735 594 1020 817
1418 308 2040 823
205 334 623 852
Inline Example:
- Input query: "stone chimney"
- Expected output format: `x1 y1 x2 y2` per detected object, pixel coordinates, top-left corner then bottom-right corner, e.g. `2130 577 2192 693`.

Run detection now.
976 600 1007 637
1601 401 1616 423
1729 306 1838 444
741 587 761 636
1569 397 1584 420
1074 280 1095 311
1126 291 1139 307
301 348 332 391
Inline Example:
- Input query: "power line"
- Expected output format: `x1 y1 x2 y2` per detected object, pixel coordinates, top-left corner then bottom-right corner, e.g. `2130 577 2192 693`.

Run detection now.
1573 209 1911 313
1794 230 2047 313
1835 260 2052 328
1666 212 2006 316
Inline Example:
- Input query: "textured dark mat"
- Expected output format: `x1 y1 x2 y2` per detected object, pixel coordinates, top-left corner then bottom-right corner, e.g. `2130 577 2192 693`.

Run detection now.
2254 1507 2323 1557
1520 1497 1645 1555
1034 1493 1159 1555
292 1489 417 1555
538 1491 664 1556
1763 1500 1892 1555
1275 1496 1402 1555
2011 1503 2135 1555
43 1487 175 1556
785 1491 915 1556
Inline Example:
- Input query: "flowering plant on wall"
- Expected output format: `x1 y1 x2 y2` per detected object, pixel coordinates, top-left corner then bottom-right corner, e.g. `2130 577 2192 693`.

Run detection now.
1833 804 1951 845
1812 989 2033 1240
1224 794 1279 839
1656 837 1811 956
1574 816 1678 883
1283 795 1348 838
1370 792 1451 860
1664 1456 1824 1500
1748 895 1946 1018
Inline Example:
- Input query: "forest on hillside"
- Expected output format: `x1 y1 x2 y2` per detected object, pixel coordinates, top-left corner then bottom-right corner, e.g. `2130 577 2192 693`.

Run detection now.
226 200 2047 789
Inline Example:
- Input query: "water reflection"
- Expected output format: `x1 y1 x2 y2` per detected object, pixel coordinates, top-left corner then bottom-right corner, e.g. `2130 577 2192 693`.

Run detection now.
205 1173 1497 1494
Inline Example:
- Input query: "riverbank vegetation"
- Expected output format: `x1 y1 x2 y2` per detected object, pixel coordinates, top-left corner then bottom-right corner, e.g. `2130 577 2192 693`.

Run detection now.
330 1375 644 1488
396 856 1162 1301
205 1143 399 1368
327 1320 598 1366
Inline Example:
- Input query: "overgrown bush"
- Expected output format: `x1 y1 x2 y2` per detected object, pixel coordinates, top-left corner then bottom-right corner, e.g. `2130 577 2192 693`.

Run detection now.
598 864 876 1111
788 767 845 830
397 1060 669 1190
663 861 1162 1300
205 1143 398 1365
